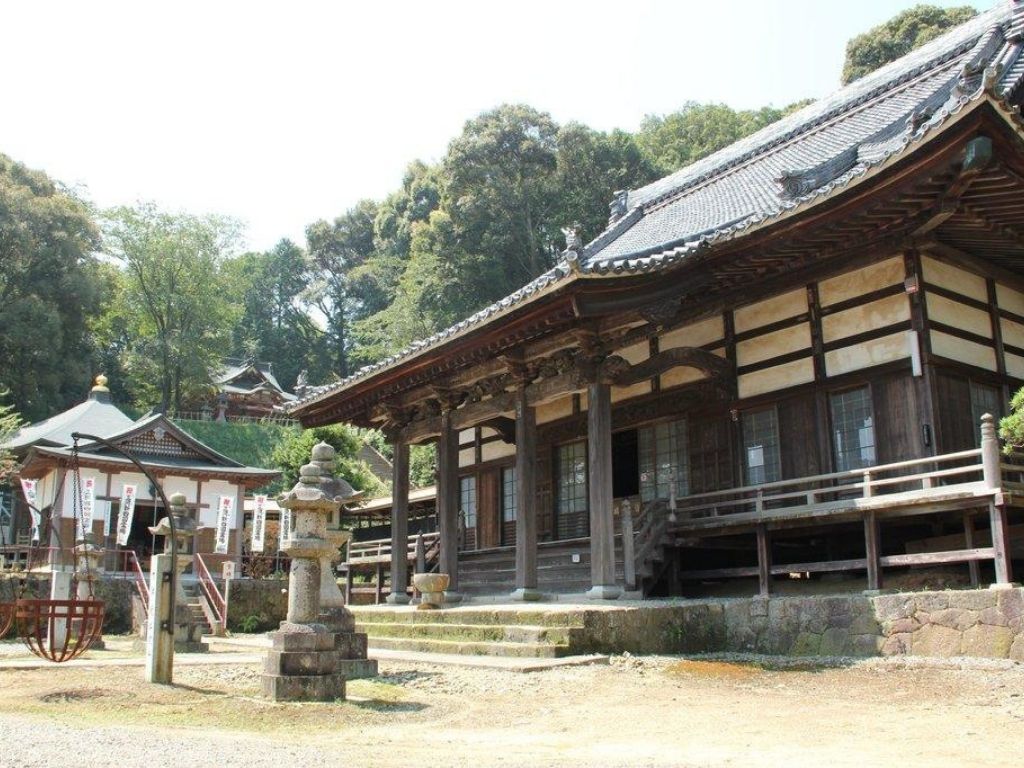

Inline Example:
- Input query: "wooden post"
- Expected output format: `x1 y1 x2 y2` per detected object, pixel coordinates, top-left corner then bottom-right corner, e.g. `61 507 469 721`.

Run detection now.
511 388 541 601
587 381 621 599
437 409 461 599
345 565 353 605
989 502 1014 585
622 500 636 592
374 562 384 604
864 510 881 593
963 511 980 588
386 438 411 604
756 524 771 598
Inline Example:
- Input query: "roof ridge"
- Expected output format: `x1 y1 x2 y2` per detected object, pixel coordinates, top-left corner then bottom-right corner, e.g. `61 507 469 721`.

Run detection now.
622 4 1011 215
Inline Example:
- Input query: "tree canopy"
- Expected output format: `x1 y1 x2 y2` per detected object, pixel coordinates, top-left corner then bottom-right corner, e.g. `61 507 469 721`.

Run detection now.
842 4 976 85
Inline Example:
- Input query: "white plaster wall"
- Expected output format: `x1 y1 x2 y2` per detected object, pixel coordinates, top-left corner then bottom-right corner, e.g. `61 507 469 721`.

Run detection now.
736 323 811 367
734 289 806 333
660 315 724 349
481 441 516 463
615 340 649 365
660 367 707 389
818 256 904 306
459 448 475 468
611 381 651 403
930 330 996 371
1002 317 1024 349
996 283 1024 316
536 396 573 424
926 293 992 338
458 428 475 446
161 476 199 503
737 357 814 399
824 331 910 377
1007 352 1024 380
921 256 987 302
822 294 910 343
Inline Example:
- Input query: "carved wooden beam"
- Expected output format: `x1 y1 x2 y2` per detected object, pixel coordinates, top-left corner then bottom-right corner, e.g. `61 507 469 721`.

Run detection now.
913 137 992 237
611 347 733 387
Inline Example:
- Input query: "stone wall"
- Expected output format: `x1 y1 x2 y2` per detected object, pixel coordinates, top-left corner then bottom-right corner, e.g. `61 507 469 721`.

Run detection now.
576 588 1024 660
874 588 1024 660
224 578 288 632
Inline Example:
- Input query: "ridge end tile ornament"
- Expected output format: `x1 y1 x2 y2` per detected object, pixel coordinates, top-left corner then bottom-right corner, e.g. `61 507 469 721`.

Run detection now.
262 442 375 702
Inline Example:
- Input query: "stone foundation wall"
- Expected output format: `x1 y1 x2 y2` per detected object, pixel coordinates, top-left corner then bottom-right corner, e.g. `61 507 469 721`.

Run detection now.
225 578 288 632
577 588 1024 661
14 575 136 635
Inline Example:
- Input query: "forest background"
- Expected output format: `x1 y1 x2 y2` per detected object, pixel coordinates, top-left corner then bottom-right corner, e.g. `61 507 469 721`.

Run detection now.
0 6 976 491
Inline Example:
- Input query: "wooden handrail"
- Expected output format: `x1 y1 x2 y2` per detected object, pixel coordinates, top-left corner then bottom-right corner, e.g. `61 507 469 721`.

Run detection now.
194 554 226 629
126 550 149 618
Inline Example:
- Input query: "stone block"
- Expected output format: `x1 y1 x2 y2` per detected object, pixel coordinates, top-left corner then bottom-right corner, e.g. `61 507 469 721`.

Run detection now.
960 624 1014 659
996 589 1024 621
912 624 960 657
335 631 368 659
269 628 336 652
265 649 338 676
947 590 996 611
336 658 378 680
319 607 356 633
848 633 882 657
930 608 978 631
979 607 1009 627
849 611 880 635
790 631 822 656
872 593 914 622
1009 635 1024 662
819 627 851 656
885 618 920 635
749 597 768 617
881 632 912 656
915 593 950 613
262 672 345 702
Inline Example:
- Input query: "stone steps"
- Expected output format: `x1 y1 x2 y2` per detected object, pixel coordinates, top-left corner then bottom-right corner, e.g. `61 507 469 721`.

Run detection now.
367 636 572 658
352 607 588 627
362 621 580 645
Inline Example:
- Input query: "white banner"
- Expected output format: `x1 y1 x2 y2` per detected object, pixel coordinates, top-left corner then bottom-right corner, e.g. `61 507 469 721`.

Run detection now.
20 478 40 543
104 501 113 538
279 506 291 551
77 477 96 541
251 494 267 552
116 485 137 547
214 495 233 555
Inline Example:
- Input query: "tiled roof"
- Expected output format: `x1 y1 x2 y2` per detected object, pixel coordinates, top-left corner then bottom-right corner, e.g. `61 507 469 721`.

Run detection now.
291 1 1024 415
5 394 134 452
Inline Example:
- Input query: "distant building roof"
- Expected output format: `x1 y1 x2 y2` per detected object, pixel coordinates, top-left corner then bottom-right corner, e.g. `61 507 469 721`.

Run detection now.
5 376 134 453
216 357 295 402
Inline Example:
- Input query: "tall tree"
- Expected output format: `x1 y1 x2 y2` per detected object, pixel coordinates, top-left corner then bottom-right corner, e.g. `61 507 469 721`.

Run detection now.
0 153 103 421
102 203 241 413
0 391 23 483
636 102 807 175
842 4 976 85
222 239 328 390
305 199 378 378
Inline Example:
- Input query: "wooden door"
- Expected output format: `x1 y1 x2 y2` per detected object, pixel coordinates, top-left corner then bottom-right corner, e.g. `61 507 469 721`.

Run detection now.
689 416 734 493
478 469 501 549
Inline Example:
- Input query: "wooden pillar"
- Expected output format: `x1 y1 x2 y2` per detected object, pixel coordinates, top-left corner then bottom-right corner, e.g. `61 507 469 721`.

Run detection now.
989 502 1014 585
864 510 882 593
586 381 621 599
963 511 980 588
756 524 771 598
511 388 541 601
386 438 411 604
437 409 461 599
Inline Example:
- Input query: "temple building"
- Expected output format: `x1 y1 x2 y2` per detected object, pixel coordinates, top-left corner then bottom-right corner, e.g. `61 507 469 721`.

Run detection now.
5 376 279 567
205 357 296 421
293 3 1024 601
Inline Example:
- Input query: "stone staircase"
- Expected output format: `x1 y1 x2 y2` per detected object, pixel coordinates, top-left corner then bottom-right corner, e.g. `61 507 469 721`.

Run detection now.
352 607 591 658
180 580 214 637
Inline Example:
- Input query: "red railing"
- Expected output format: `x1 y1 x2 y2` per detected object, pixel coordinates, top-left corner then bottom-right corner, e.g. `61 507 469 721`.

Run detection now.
125 550 150 617
194 554 226 631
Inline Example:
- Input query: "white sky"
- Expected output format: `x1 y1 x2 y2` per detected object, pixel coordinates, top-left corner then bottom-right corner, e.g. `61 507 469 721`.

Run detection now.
2 0 1001 252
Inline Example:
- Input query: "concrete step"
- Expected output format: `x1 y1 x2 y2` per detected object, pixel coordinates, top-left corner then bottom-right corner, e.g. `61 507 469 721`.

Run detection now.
367 636 570 658
351 607 587 628
360 621 580 645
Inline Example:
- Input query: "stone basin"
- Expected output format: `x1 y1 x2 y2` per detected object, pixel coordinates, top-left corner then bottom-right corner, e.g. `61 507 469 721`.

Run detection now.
412 573 450 594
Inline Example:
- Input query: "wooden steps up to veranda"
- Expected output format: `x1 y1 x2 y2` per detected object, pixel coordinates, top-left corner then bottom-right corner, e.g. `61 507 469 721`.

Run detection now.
350 605 591 659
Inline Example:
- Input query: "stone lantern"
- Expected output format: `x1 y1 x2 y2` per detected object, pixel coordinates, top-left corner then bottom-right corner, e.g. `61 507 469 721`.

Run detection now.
148 492 204 652
262 442 376 702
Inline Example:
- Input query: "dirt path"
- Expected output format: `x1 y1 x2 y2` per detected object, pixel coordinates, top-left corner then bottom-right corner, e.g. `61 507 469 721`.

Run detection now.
1 656 1022 767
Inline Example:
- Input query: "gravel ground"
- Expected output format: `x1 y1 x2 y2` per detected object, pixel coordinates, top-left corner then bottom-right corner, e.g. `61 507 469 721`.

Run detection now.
1 655 1023 767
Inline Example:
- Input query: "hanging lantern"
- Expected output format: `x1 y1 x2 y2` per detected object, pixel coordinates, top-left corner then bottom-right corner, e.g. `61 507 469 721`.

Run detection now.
0 600 13 639
15 440 106 662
